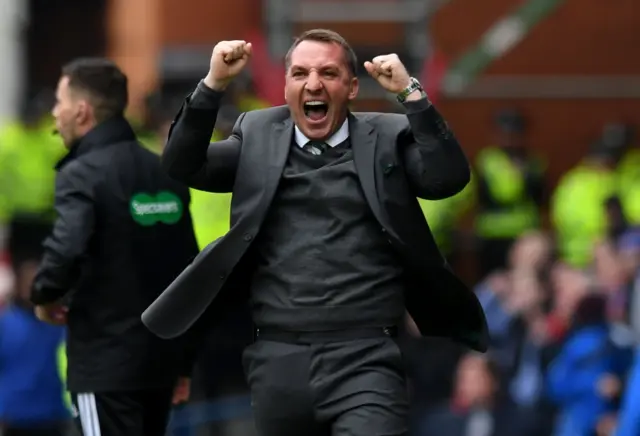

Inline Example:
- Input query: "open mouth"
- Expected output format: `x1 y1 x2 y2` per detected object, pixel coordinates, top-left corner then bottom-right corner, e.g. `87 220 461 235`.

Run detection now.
303 101 329 122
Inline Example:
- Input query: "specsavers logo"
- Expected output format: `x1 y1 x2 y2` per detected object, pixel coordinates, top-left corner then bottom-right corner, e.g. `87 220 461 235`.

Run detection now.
130 191 183 226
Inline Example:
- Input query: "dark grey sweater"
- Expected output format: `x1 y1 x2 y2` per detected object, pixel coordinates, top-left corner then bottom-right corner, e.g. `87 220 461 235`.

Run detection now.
250 138 405 331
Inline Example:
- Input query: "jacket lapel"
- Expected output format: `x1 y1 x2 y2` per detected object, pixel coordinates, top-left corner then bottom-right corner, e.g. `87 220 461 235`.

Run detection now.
257 118 294 214
350 115 386 227
258 114 387 230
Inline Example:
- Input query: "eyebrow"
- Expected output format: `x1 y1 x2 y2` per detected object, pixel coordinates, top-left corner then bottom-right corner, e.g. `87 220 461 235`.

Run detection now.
290 64 341 72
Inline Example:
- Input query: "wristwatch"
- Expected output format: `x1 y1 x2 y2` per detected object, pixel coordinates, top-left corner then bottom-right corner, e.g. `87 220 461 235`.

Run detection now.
396 77 424 103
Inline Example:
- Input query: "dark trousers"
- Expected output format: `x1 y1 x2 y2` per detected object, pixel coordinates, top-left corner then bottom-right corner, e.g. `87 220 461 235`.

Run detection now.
70 389 173 436
242 336 409 436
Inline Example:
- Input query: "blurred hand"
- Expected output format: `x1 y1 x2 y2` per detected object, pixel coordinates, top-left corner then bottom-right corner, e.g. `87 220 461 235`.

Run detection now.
596 413 617 436
204 40 252 91
597 374 621 399
35 303 67 325
509 232 551 271
486 272 511 298
172 377 191 405
364 54 412 94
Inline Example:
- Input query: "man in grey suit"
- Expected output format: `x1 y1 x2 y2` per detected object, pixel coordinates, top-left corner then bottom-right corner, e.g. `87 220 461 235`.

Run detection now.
143 29 488 436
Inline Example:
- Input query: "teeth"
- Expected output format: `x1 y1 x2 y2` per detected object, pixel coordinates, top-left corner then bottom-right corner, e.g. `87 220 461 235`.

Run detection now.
305 101 326 106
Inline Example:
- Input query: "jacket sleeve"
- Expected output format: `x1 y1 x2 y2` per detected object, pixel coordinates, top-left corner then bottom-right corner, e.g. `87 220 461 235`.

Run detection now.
400 98 471 200
545 335 602 404
162 80 244 193
31 165 95 305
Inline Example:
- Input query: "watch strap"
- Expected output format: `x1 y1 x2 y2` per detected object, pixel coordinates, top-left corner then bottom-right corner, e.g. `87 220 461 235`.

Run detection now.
397 77 424 103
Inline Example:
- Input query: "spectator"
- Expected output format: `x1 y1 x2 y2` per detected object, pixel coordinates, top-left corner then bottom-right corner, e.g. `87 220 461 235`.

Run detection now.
547 294 632 436
0 259 70 436
613 344 640 436
476 232 557 435
416 352 519 436
611 229 640 335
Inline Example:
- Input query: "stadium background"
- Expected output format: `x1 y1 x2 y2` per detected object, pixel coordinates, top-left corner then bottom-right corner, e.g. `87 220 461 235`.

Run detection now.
1 0 640 435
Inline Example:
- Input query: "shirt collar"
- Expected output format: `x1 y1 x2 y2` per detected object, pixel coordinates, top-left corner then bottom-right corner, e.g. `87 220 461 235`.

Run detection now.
294 118 349 148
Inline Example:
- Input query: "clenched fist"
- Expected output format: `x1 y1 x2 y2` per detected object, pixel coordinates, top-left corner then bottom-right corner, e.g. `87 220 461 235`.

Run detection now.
364 54 411 94
204 40 253 91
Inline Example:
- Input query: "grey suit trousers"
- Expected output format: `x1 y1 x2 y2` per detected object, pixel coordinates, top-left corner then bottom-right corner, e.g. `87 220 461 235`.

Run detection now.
242 337 409 436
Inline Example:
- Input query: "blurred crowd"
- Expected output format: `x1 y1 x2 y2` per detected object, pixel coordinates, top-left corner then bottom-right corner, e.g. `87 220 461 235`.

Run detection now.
1 78 640 436
406 109 640 436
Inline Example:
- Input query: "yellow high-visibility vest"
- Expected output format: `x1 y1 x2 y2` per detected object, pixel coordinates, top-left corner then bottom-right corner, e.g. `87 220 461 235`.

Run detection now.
551 164 618 267
474 147 543 239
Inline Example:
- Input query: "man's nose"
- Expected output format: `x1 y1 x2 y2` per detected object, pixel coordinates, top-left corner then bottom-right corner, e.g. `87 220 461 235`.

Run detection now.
305 72 323 92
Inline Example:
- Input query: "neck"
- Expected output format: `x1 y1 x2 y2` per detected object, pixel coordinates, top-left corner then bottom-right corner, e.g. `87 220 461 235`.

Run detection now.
77 121 97 139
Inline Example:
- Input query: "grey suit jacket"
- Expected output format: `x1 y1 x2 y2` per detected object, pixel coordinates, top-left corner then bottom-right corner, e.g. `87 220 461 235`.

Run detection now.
142 86 489 352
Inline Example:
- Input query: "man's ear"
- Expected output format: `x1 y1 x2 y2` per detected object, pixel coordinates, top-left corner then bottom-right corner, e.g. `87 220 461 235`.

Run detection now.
76 100 93 124
348 77 359 101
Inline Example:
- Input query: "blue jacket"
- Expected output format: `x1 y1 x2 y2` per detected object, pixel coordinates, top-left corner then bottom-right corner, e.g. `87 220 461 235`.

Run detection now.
547 324 631 436
615 345 640 436
0 305 70 426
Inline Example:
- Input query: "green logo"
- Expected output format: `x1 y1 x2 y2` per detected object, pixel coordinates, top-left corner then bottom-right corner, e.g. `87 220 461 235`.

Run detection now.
130 191 183 226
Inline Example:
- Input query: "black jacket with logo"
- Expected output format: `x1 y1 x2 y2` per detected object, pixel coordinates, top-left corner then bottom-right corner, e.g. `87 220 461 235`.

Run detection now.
31 117 199 392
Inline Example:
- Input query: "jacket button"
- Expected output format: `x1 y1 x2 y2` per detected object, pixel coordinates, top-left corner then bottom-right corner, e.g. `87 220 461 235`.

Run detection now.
243 233 253 242
219 272 227 280
381 227 387 233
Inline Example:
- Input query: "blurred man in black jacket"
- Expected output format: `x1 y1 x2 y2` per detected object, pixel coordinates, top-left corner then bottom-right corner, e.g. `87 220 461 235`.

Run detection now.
30 58 199 436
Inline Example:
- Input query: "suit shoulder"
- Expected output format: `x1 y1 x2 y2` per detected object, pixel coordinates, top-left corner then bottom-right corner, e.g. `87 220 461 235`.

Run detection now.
241 105 290 124
353 111 409 130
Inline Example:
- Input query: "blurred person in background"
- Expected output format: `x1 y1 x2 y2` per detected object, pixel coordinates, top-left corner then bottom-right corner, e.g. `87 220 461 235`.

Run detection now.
476 232 553 373
475 232 557 435
546 293 633 436
474 109 546 278
615 229 640 336
0 91 65 297
416 352 520 436
0 258 70 436
551 125 630 269
613 341 640 435
610 124 640 227
29 58 200 436
592 241 633 326
599 230 640 435
547 264 592 336
604 196 629 243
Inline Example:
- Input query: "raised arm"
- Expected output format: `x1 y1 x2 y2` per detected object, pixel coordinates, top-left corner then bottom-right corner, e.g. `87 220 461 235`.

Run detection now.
162 80 245 192
162 40 254 193
363 54 470 200
401 99 471 200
